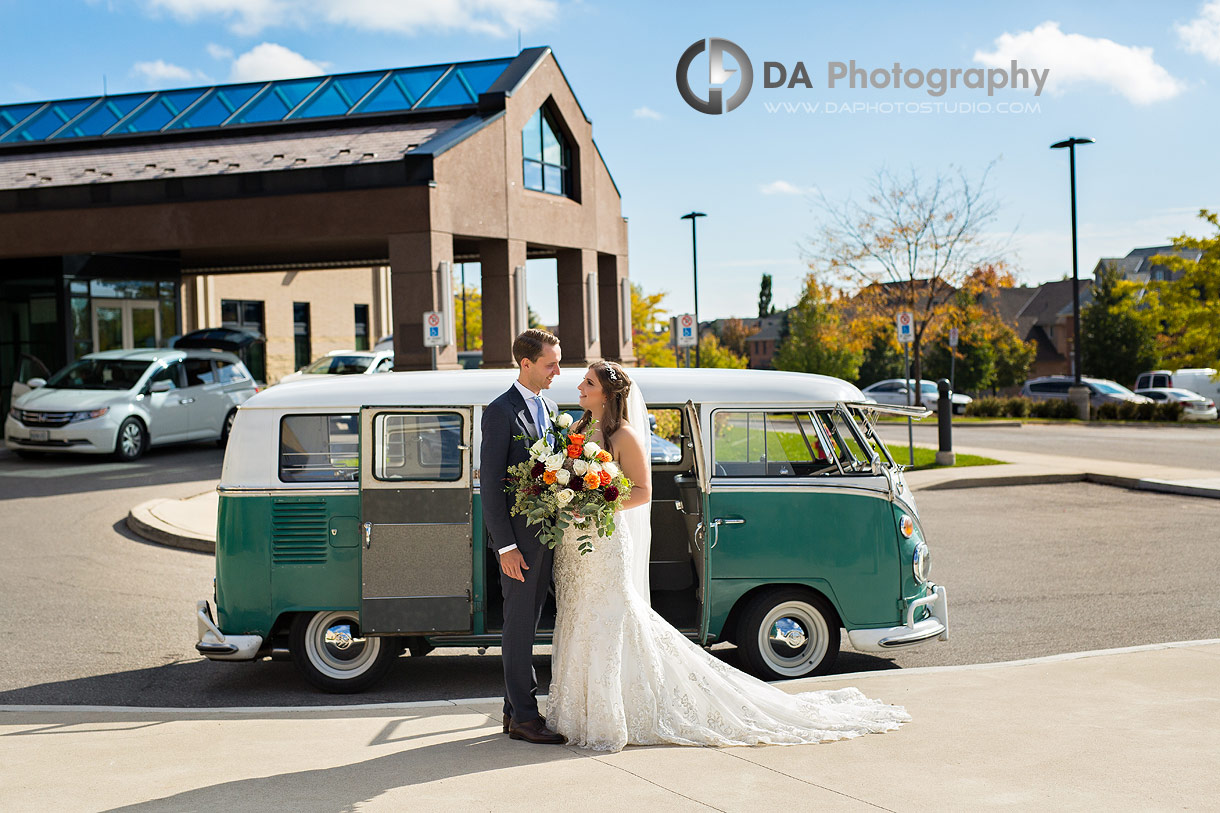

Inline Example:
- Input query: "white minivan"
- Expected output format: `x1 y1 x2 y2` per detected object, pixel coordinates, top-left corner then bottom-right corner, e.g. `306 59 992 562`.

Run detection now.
1134 369 1220 405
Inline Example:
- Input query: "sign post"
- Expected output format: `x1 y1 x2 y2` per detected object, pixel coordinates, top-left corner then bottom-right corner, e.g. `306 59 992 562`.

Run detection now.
896 312 915 466
948 326 959 391
675 313 697 367
423 310 447 371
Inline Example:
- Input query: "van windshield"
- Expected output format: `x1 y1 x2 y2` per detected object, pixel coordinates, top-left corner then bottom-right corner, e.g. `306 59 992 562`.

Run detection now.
45 358 151 390
849 407 898 468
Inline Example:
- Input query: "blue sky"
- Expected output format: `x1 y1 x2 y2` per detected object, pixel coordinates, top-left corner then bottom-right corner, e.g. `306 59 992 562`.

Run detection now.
3 1 1219 324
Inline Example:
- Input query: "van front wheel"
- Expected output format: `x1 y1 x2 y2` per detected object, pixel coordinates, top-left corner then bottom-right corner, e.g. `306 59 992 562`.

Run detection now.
736 589 840 681
289 611 400 693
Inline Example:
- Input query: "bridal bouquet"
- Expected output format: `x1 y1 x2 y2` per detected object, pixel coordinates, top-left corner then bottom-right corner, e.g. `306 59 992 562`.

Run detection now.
507 415 632 554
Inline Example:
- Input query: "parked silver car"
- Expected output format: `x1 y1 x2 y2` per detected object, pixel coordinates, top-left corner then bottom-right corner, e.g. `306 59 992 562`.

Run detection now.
1134 388 1218 421
277 349 395 385
5 348 257 461
859 379 973 413
1020 376 1153 407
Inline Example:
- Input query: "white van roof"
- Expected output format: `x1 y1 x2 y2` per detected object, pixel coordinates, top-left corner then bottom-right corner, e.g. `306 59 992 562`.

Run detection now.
243 367 865 410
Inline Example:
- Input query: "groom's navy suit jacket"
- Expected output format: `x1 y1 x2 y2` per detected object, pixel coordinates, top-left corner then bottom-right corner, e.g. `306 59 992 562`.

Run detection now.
480 386 557 554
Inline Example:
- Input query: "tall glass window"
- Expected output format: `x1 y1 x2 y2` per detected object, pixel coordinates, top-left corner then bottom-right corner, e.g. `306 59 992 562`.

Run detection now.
522 106 571 197
294 302 312 371
354 304 370 351
221 299 266 383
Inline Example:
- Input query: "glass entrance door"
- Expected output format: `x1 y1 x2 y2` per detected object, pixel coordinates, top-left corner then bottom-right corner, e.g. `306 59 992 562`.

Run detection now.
92 299 162 351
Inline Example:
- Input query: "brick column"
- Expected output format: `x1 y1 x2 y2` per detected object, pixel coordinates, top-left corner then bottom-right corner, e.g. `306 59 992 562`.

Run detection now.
479 238 527 368
556 247 600 367
389 231 458 370
598 252 635 364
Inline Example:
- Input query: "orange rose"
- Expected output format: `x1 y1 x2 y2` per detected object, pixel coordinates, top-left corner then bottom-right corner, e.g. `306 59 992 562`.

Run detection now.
598 470 612 486
596 450 612 463
583 472 600 489
568 433 585 444
543 470 557 485
566 445 581 458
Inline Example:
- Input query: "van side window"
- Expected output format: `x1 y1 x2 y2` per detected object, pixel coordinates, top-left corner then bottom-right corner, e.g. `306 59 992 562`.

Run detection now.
279 414 359 482
374 412 463 481
215 359 248 384
148 361 184 390
711 411 834 477
184 358 215 386
813 410 872 473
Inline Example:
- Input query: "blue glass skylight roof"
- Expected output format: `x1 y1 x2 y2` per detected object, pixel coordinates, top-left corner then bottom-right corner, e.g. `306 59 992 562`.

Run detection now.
0 57 513 146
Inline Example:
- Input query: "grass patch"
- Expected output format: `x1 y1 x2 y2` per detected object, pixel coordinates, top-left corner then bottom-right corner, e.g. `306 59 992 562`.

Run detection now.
893 445 1007 470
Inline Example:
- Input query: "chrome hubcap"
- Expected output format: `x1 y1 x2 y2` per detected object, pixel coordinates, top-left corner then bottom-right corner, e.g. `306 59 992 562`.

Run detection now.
305 612 380 678
757 601 830 677
769 617 808 650
121 424 141 455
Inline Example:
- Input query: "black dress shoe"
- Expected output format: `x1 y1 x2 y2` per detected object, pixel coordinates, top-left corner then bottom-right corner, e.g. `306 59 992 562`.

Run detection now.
507 717 566 744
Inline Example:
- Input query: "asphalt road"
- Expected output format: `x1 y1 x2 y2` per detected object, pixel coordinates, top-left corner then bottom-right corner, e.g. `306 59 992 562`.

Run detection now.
1 445 1218 707
877 420 1220 472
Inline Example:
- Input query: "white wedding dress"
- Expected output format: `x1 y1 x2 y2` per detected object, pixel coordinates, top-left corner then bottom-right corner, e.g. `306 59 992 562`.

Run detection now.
548 518 911 752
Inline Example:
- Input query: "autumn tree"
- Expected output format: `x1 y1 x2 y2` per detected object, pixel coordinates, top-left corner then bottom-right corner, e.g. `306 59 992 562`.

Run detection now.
1080 264 1160 385
1152 209 1220 369
452 273 483 351
716 317 757 358
631 283 677 367
772 275 861 380
697 333 748 368
811 164 1008 405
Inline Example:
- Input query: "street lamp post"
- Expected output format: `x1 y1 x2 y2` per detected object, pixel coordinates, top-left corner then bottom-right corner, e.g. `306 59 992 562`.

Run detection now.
1049 135 1098 383
681 211 706 367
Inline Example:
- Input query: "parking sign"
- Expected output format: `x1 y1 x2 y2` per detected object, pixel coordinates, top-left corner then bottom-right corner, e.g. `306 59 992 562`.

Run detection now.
676 313 697 347
896 312 914 344
949 327 959 348
423 311 447 347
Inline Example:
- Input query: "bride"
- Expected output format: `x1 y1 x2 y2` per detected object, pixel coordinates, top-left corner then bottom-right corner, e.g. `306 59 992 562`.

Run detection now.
547 361 910 753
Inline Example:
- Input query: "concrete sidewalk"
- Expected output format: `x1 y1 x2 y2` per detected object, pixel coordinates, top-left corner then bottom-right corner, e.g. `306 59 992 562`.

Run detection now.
3 640 1217 811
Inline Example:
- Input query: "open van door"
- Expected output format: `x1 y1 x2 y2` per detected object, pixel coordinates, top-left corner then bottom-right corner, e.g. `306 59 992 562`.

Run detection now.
359 406 473 635
681 400 712 642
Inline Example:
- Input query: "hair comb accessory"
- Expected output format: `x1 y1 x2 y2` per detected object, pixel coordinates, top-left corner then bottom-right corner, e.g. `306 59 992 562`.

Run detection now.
604 364 618 381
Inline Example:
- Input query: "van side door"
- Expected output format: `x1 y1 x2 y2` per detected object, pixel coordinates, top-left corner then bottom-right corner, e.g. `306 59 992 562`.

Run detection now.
359 407 473 635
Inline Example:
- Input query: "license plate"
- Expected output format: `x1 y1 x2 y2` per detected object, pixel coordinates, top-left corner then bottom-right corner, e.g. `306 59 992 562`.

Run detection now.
29 429 48 442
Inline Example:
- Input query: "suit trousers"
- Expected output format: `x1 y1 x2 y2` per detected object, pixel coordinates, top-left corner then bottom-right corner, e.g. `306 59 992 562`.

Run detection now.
499 541 554 722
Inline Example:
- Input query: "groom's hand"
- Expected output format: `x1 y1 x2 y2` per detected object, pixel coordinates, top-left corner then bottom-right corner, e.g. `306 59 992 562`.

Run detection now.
499 548 529 582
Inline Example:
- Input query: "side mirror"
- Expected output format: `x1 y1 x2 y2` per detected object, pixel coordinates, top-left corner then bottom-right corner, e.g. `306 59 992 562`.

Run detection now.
149 380 172 393
27 377 46 389
896 387 908 395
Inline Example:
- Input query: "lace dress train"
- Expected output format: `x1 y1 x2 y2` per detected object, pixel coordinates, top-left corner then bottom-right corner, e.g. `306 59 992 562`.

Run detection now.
547 520 910 753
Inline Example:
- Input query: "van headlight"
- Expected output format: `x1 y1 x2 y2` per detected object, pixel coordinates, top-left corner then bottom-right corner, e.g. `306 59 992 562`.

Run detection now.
913 541 931 584
69 407 109 422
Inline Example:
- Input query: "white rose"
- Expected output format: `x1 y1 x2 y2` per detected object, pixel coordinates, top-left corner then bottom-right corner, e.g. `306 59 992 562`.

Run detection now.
572 459 589 476
530 438 550 458
545 452 566 471
583 441 601 459
588 461 603 476
555 468 571 486
556 412 574 429
603 462 619 479
555 488 575 506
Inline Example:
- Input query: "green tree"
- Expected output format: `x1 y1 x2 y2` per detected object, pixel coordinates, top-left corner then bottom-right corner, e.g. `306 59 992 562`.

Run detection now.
631 284 677 367
1153 209 1220 368
697 333 748 368
854 332 905 387
453 278 483 351
1080 264 1160 385
992 324 1036 391
772 276 862 379
922 324 996 393
758 273 774 318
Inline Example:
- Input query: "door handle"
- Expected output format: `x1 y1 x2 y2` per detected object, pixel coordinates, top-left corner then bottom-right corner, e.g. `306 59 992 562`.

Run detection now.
362 521 373 549
708 517 745 549
178 398 195 404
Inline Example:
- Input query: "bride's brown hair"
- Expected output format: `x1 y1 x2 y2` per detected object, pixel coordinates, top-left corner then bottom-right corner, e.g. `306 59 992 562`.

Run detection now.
572 361 632 456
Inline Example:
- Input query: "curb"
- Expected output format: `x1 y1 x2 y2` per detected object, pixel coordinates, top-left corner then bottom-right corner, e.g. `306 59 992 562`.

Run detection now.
916 471 1220 500
126 498 215 554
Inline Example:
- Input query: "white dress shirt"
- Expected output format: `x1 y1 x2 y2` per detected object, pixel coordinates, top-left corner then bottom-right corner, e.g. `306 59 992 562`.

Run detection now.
499 381 550 555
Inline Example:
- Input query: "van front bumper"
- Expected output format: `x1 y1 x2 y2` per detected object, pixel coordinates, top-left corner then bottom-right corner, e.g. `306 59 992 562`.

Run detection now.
846 584 948 652
195 600 263 660
5 415 118 454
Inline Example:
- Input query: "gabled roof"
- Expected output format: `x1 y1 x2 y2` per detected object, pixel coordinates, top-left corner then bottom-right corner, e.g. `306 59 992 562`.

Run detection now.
1093 245 1204 283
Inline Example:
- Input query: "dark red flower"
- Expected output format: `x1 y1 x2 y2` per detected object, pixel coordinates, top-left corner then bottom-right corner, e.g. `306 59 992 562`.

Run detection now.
530 462 545 479
571 477 585 492
524 484 542 496
603 485 619 502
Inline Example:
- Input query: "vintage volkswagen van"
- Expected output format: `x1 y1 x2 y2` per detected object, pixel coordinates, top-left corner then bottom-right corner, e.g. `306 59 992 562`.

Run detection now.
196 368 948 692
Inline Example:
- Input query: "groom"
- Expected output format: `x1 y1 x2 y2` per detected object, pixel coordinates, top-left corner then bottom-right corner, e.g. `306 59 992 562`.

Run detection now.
481 328 566 745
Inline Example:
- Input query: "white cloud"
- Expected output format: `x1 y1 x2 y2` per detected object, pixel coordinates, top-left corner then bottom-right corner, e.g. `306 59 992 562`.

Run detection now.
633 106 662 120
1177 1 1220 64
207 43 235 61
130 59 209 85
144 0 556 37
974 21 1184 105
229 42 329 82
759 180 816 196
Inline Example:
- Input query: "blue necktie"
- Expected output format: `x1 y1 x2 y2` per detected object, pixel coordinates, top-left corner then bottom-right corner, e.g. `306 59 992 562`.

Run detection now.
531 396 549 442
